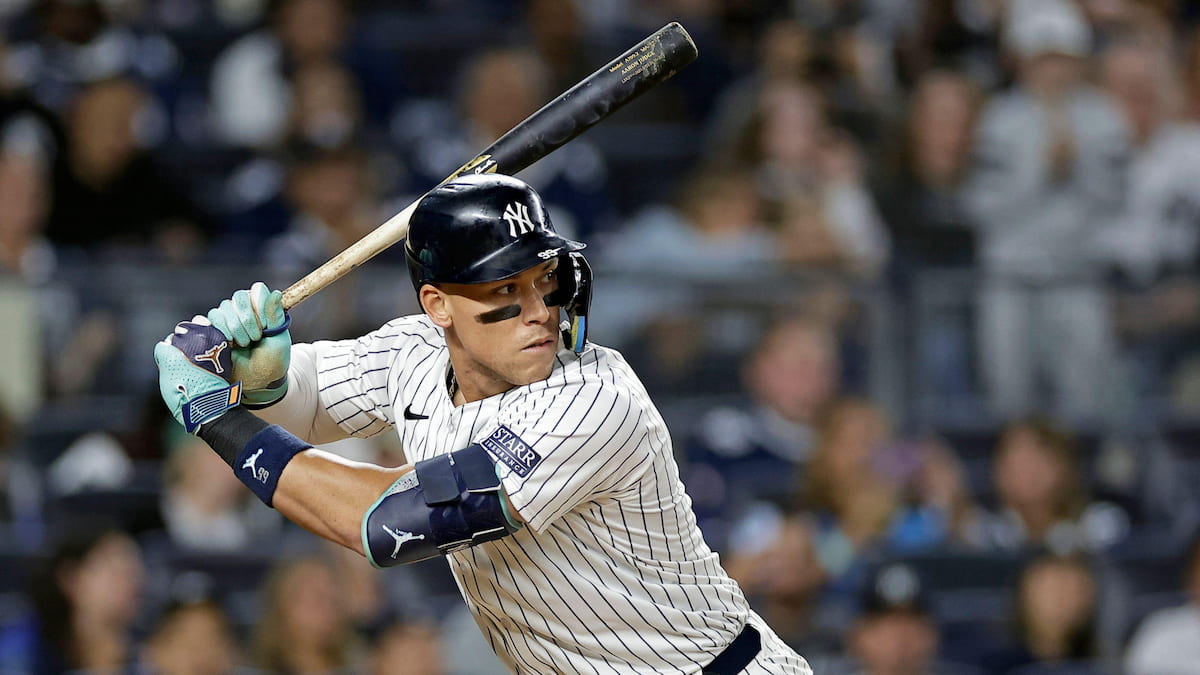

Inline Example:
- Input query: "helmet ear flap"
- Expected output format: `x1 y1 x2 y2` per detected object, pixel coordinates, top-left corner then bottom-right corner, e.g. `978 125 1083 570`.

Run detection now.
549 252 592 354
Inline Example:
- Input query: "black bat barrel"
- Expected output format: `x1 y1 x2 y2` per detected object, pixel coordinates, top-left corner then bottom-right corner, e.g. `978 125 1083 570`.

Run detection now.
450 22 698 179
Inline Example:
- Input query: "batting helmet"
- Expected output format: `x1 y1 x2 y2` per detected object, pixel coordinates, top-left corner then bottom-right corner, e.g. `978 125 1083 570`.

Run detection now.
404 173 593 353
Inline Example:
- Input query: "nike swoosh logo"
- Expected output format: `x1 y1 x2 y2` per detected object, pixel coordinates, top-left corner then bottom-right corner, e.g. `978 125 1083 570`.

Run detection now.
403 404 429 421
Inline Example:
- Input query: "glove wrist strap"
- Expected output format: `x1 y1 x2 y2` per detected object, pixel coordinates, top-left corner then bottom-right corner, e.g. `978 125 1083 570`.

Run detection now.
243 376 289 409
181 382 242 433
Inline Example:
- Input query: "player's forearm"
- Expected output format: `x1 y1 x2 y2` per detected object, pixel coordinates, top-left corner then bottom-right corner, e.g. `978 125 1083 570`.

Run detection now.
273 450 412 554
199 407 410 556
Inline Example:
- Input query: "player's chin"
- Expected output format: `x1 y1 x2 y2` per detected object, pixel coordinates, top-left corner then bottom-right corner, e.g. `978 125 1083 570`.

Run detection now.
512 347 557 384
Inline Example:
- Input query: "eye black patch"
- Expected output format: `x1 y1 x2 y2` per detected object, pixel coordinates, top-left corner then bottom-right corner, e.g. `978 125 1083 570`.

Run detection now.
475 304 522 324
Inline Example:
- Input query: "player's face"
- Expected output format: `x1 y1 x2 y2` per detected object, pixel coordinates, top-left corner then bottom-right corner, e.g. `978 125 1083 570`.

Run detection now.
436 260 562 400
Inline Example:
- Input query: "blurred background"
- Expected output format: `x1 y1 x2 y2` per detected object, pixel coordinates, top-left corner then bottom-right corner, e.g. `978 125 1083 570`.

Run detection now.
2 0 1200 673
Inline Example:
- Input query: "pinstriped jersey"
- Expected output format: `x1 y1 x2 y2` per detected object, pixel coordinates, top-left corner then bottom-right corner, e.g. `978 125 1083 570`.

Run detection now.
295 314 810 674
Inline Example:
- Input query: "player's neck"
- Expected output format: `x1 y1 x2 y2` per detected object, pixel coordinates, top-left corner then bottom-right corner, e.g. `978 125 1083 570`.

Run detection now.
451 376 515 406
446 354 516 406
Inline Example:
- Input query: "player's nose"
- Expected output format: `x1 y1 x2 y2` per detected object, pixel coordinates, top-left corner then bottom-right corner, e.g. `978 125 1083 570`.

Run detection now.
520 285 551 324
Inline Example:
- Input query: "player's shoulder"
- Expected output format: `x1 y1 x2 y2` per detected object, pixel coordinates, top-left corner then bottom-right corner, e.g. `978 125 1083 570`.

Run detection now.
358 314 446 350
552 341 626 376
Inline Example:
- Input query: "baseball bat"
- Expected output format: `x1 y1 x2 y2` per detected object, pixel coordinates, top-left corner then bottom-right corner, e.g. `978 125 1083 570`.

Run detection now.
280 22 698 309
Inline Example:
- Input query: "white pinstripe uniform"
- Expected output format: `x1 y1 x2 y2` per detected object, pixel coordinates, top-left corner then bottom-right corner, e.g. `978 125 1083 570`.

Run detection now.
290 315 811 674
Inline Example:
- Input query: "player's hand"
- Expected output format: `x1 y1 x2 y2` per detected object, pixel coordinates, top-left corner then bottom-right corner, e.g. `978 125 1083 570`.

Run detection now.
154 318 243 433
206 282 291 408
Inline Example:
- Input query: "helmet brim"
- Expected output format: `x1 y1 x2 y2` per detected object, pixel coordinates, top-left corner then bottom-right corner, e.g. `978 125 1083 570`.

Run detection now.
446 233 586 285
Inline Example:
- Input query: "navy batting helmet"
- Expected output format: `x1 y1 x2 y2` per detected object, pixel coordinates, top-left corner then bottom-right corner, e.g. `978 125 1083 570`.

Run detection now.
404 173 593 353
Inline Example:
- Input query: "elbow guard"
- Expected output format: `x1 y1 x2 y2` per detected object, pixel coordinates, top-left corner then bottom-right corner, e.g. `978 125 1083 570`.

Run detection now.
361 444 521 567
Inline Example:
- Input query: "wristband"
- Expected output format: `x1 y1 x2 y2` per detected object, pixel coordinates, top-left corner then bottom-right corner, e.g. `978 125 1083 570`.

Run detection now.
234 425 309 506
198 408 310 507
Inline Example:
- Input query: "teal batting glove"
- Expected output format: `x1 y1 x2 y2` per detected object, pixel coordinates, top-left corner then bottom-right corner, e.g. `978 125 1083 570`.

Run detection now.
206 282 291 409
154 318 243 433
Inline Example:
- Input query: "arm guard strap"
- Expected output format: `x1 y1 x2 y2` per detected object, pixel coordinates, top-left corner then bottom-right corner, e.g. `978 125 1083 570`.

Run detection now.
361 444 521 567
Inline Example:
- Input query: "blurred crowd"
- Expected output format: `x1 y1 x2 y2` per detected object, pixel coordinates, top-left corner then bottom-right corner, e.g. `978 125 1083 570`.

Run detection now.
4 0 1200 673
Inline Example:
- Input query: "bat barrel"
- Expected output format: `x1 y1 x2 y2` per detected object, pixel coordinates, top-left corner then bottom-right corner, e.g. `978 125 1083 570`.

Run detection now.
281 23 697 310
459 22 698 177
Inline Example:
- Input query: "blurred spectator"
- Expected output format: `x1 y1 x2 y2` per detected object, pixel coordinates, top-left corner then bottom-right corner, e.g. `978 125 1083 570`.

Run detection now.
978 553 1100 674
883 436 979 552
684 315 840 548
315 537 461 671
964 418 1129 554
801 398 975 585
1098 34 1200 407
0 35 64 160
209 0 398 150
0 138 53 279
785 0 898 146
0 125 133 405
800 397 902 579
724 80 890 277
839 562 975 675
963 0 1129 422
398 46 616 241
266 142 380 273
1081 0 1176 52
891 0 1006 91
140 597 240 675
1123 531 1200 675
0 523 144 674
252 554 363 673
705 17 815 157
5 0 178 113
160 433 279 552
874 68 982 400
46 76 211 261
600 165 773 280
287 59 364 150
518 0 596 95
593 164 773 355
1098 31 1199 283
0 45 63 279
776 193 870 274
320 539 393 631
876 69 981 273
723 509 834 657
366 614 444 675
0 145 50 416
219 56 383 253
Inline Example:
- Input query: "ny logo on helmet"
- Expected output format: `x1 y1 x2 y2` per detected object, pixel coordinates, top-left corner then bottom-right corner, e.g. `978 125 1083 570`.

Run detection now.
503 202 539 238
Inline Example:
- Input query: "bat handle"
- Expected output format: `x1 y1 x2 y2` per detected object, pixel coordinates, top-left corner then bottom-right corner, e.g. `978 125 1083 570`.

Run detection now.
279 201 419 310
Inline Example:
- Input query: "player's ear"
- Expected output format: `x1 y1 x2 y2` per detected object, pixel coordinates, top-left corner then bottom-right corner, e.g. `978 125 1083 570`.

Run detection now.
421 286 452 328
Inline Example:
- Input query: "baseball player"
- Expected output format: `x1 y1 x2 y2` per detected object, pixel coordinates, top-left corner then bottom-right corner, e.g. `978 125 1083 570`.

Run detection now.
153 174 812 674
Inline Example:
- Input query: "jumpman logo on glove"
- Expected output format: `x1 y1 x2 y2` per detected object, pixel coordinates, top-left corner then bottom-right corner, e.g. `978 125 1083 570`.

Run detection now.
194 342 228 374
